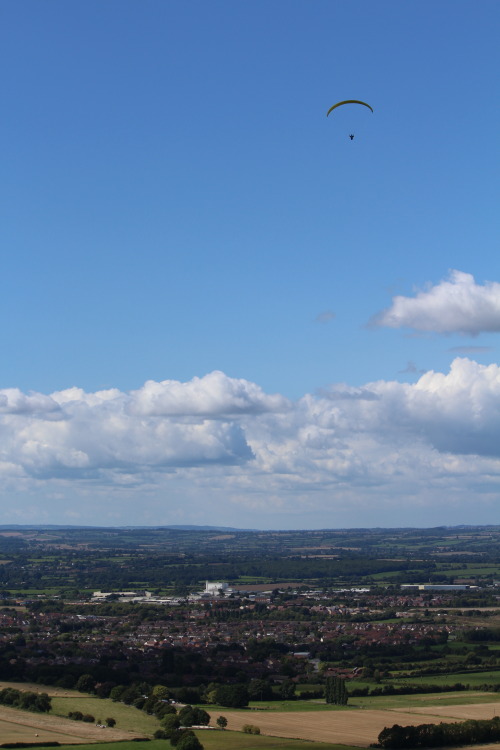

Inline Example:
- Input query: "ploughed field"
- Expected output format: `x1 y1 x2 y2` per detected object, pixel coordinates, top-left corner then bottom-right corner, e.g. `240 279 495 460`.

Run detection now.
223 700 500 747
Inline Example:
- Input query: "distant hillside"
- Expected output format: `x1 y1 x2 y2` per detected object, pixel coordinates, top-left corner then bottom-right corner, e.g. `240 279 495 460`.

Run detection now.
161 524 255 532
0 523 256 532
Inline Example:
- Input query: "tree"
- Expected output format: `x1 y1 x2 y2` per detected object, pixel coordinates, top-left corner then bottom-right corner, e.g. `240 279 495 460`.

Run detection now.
76 674 95 694
95 681 115 698
242 724 260 734
176 731 204 750
278 679 296 700
161 713 181 737
152 684 170 701
109 685 125 701
106 717 116 727
120 685 141 704
35 693 51 712
214 684 249 708
192 707 210 726
325 677 348 705
156 702 177 719
216 716 227 730
248 678 273 701
170 728 203 749
179 705 195 727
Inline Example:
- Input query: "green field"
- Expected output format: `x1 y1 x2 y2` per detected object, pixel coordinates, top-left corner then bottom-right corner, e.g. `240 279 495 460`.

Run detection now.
50 694 161 734
32 737 360 750
349 690 500 711
389 670 500 687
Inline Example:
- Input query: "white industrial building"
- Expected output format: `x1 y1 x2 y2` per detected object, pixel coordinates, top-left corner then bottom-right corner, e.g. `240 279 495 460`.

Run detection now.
203 581 230 595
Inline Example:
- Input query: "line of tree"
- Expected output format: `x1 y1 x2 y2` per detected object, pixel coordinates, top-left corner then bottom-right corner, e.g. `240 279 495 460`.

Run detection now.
67 711 95 722
463 627 500 642
325 676 348 705
378 717 500 748
364 682 467 697
0 687 51 713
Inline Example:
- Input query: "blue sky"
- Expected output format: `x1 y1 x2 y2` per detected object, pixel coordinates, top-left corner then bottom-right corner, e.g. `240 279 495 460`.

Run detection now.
1 0 499 529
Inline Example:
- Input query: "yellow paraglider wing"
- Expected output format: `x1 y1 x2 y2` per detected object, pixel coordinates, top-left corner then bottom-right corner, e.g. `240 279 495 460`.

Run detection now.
327 100 374 116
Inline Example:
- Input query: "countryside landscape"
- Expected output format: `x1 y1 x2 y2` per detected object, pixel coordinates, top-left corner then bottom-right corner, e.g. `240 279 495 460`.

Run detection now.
3 525 500 749
3 0 499 748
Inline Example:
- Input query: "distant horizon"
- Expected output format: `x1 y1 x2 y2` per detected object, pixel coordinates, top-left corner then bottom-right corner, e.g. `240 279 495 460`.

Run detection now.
0 522 496 532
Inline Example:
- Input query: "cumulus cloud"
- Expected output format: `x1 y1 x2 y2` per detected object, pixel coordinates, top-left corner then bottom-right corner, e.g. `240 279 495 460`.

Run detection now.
128 370 290 417
0 372 275 479
371 271 500 335
1 361 500 525
0 389 62 418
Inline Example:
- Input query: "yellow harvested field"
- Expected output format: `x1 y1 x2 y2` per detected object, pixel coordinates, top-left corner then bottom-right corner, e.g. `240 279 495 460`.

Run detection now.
224 702 500 747
0 704 145 744
391 701 500 721
224 708 431 746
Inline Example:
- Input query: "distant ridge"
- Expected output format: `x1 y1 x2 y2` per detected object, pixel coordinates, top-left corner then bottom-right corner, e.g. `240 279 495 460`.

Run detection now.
159 525 255 532
0 524 256 532
0 523 496 532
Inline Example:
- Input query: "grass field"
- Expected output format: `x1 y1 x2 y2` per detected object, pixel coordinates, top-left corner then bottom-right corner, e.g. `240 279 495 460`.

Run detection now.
389 669 500 687
351 690 500 711
29 739 360 750
0 679 161 734
0 703 143 744
50 694 161 734
0 681 156 745
390 701 500 721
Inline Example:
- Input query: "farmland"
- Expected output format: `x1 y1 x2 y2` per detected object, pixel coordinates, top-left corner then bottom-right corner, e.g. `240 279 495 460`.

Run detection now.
0 702 143 744
2 525 500 747
4 692 500 748
220 706 465 745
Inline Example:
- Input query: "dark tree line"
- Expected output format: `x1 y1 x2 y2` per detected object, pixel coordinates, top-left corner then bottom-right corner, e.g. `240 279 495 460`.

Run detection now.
0 687 51 713
378 717 500 748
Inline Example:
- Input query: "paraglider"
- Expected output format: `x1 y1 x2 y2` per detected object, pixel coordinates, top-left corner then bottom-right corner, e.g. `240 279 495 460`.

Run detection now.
327 100 373 140
326 100 374 116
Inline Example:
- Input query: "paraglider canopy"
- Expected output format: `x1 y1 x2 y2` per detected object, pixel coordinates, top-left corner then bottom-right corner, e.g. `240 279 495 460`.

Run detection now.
326 100 374 116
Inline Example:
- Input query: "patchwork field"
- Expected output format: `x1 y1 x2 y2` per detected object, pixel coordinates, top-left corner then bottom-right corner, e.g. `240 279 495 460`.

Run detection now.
0 704 145 745
2 681 500 749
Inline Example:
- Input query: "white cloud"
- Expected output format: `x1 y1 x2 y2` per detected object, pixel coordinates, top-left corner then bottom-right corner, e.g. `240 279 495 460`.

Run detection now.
0 388 62 417
1 361 500 526
127 370 290 417
371 270 500 334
